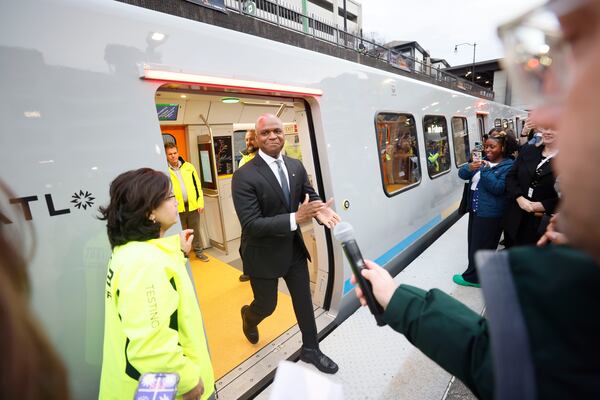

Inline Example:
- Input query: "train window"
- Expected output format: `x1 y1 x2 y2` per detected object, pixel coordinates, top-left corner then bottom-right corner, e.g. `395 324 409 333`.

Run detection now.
502 119 509 129
508 119 515 130
162 133 176 146
494 118 502 128
423 115 451 178
375 113 421 196
451 117 470 167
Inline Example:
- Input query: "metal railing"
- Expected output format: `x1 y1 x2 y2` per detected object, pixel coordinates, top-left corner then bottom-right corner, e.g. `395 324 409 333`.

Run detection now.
223 0 494 100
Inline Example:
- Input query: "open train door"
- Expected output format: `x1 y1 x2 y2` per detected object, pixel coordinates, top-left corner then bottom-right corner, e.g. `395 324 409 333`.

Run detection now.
187 122 230 253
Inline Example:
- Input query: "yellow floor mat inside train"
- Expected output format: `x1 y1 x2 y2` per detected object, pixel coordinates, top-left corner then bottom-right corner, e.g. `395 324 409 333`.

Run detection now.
190 254 297 379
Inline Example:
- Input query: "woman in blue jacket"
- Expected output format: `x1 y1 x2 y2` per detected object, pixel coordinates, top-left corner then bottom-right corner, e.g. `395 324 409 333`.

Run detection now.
454 131 517 287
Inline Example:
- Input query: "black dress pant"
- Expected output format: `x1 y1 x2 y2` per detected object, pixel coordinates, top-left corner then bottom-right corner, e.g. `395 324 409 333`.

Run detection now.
507 212 544 247
463 212 503 283
245 257 318 349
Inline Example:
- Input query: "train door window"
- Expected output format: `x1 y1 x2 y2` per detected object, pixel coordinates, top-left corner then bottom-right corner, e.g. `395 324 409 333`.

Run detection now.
502 119 509 129
375 113 421 196
477 115 486 141
508 119 515 130
451 117 470 167
423 115 451 178
516 117 521 135
494 118 502 128
162 133 176 146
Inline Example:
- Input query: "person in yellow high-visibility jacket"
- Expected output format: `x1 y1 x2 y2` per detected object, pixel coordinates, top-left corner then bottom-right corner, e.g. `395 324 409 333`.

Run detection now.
165 142 209 262
98 168 214 400
238 129 257 168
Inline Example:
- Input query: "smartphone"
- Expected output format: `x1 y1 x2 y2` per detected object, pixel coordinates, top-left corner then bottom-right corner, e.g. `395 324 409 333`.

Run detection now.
472 150 482 162
134 372 179 400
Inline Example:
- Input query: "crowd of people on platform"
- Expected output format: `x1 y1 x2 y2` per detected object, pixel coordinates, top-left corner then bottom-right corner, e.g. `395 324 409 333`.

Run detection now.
454 120 560 288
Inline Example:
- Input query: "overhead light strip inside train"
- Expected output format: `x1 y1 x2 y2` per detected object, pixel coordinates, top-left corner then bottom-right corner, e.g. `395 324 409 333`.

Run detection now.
141 67 323 97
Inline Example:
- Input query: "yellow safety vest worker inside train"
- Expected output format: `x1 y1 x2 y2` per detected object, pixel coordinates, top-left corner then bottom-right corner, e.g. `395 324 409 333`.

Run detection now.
239 151 256 167
99 235 214 400
169 160 204 212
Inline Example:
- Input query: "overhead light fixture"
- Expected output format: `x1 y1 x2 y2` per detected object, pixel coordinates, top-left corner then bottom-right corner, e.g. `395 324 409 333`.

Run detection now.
539 55 553 67
539 44 550 54
180 94 187 98
24 111 41 118
151 32 166 41
465 71 472 77
141 66 323 96
222 97 240 104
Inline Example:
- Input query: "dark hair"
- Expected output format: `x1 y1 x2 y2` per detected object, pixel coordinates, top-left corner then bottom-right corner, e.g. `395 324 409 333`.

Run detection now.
164 142 178 151
98 168 171 248
486 130 519 158
0 181 70 400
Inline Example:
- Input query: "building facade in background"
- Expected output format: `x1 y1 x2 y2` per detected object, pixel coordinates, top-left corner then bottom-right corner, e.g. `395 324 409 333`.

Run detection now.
444 60 525 109
299 0 362 35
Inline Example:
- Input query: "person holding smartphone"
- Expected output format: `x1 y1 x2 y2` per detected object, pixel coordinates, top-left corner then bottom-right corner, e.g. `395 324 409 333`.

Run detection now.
98 168 214 400
454 131 517 287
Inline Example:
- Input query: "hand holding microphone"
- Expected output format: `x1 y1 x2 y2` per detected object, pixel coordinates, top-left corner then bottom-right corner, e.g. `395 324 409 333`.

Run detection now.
333 222 387 326
351 260 396 311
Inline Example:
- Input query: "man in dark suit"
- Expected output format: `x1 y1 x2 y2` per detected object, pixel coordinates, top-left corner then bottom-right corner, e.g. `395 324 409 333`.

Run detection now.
232 114 340 374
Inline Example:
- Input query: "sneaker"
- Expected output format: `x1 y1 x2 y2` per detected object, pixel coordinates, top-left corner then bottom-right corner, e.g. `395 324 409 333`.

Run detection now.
452 274 481 288
195 252 209 262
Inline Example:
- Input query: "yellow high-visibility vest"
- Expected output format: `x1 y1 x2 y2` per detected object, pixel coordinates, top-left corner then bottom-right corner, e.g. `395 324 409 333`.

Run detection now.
169 160 204 212
99 235 214 400
239 151 256 168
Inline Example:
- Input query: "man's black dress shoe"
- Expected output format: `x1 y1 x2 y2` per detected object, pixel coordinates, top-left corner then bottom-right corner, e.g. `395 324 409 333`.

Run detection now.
241 305 259 344
299 347 339 374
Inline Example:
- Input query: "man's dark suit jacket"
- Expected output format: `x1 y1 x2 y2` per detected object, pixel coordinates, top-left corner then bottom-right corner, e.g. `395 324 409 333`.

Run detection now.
232 154 321 279
504 144 559 242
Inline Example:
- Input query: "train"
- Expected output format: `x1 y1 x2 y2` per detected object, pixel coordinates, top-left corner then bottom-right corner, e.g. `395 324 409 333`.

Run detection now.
0 0 525 398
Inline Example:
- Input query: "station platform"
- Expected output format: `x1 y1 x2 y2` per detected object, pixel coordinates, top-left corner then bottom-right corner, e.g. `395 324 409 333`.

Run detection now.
256 214 481 400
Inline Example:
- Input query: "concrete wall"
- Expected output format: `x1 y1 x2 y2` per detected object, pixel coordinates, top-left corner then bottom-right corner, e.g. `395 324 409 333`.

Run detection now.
493 69 531 109
493 70 508 105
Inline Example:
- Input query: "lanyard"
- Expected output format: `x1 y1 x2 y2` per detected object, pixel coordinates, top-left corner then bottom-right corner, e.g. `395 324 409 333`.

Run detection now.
536 151 557 171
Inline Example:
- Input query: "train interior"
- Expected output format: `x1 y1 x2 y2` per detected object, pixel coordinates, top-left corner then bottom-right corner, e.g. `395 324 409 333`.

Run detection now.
155 87 331 386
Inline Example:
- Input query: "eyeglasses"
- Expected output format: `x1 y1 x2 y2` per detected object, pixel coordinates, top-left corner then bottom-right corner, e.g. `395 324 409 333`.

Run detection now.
497 0 589 107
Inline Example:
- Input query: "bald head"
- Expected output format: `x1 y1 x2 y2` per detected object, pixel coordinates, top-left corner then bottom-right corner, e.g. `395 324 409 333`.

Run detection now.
255 114 285 158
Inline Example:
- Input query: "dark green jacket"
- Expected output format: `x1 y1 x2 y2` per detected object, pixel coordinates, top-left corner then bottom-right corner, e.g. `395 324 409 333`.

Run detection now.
383 246 600 399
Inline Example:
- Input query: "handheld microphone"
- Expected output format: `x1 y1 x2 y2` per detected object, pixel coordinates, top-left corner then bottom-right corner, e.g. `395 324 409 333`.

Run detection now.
333 222 386 326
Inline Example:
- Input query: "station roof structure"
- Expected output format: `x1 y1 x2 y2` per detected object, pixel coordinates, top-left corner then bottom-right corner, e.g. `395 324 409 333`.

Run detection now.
444 59 502 91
